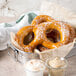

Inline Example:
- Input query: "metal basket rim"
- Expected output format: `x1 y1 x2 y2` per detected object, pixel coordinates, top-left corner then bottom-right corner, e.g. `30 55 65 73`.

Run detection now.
8 42 34 54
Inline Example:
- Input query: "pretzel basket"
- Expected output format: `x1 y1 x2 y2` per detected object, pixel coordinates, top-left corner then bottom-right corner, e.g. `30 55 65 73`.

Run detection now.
9 30 76 63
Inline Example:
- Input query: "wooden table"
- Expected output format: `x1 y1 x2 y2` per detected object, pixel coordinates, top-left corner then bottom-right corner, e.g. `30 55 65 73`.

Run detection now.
0 48 76 76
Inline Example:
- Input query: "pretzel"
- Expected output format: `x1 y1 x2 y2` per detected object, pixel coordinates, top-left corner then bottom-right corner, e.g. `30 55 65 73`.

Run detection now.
16 26 39 53
33 21 70 49
37 45 49 52
31 15 59 42
63 22 75 43
31 15 54 26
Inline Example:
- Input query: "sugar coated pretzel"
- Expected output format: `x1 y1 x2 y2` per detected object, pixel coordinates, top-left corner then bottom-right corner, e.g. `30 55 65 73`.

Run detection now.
16 26 39 53
33 21 70 49
62 22 75 43
31 15 54 26
31 15 60 42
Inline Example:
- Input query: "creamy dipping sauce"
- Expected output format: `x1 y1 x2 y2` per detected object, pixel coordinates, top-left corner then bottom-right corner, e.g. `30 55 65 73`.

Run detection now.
47 57 67 76
49 57 66 68
25 59 45 76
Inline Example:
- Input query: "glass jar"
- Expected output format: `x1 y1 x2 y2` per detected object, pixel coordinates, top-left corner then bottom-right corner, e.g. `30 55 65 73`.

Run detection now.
26 69 44 76
46 57 67 76
25 59 46 76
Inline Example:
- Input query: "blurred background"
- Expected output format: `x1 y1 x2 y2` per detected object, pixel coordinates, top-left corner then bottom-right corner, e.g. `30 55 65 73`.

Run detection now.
0 0 76 17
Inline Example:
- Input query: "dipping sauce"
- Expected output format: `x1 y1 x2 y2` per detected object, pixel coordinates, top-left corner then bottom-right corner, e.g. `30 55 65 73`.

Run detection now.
25 59 45 76
47 57 67 76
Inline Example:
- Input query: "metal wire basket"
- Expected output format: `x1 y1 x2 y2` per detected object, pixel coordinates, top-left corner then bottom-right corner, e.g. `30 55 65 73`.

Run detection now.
8 43 39 64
